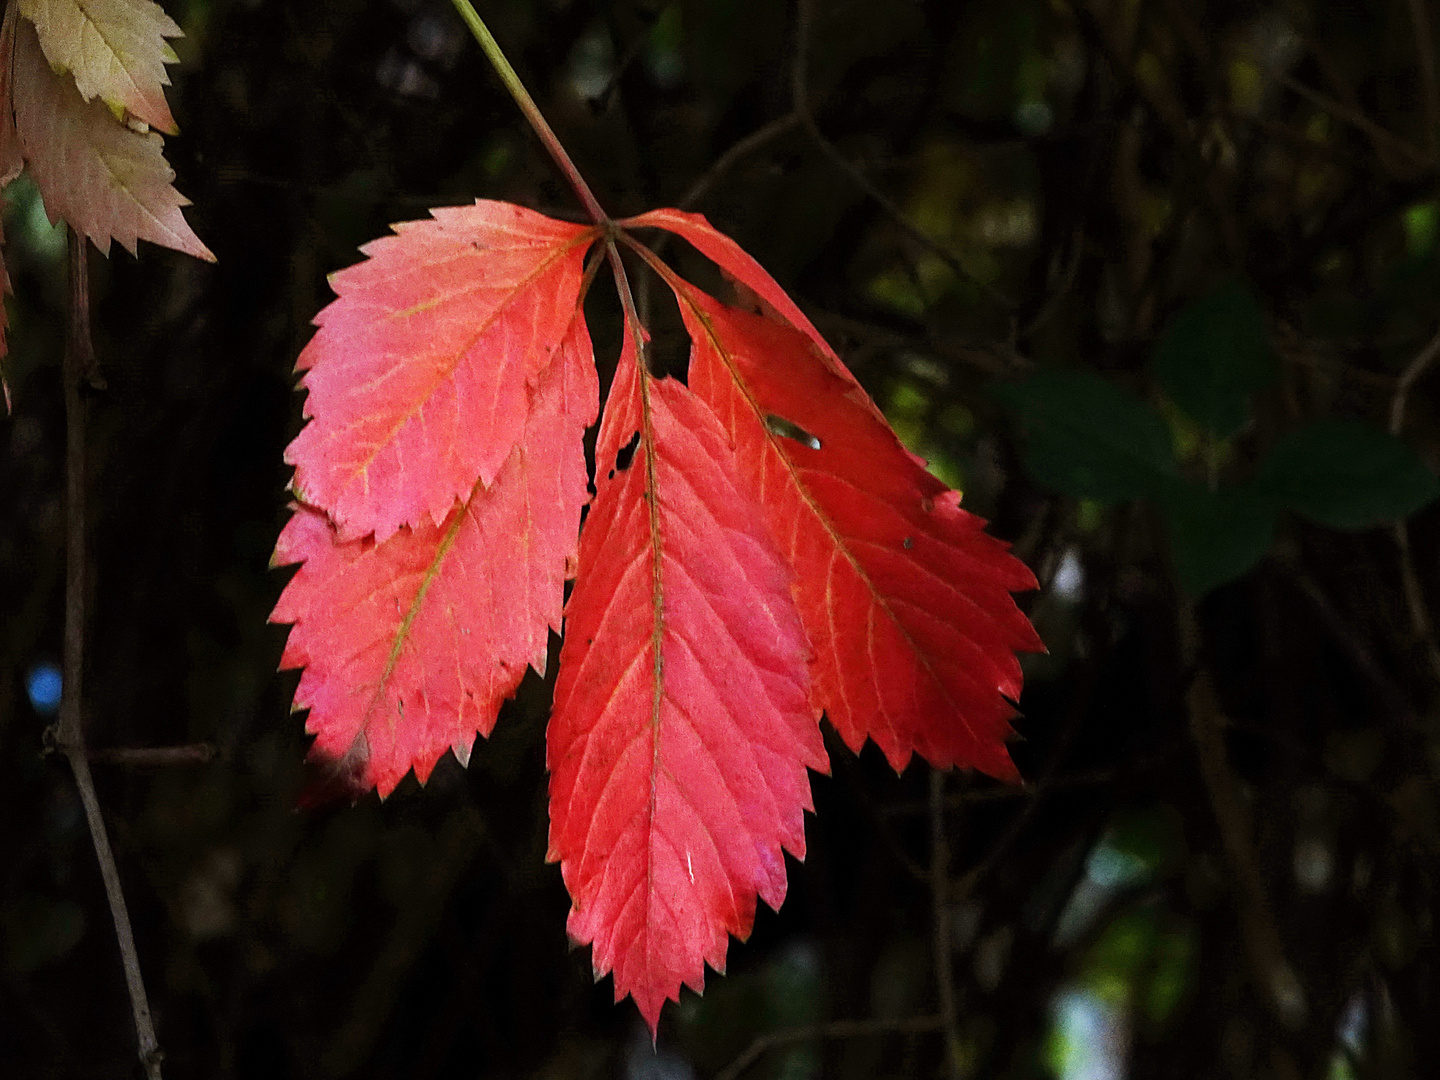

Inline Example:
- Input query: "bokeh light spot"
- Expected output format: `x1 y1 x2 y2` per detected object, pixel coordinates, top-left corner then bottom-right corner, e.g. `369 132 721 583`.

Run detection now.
25 663 62 715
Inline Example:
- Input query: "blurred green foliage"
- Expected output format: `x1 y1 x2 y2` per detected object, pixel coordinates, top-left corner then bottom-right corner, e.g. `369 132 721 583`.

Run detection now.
1151 278 1276 440
991 368 1179 503
997 316 1439 592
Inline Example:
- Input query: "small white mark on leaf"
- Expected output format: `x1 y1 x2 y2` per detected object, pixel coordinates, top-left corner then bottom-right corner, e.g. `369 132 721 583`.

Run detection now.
763 413 822 450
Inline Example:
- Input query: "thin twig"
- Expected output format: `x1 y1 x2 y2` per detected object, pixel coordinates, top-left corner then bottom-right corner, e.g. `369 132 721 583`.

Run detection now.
1405 0 1440 155
813 727 928 883
950 693 1088 901
640 112 802 323
715 1015 944 1080
1017 225 1085 340
322 808 485 1076
1389 324 1440 435
1391 524 1440 689
929 772 964 1080
806 308 1017 377
1178 600 1305 1033
678 113 801 213
1278 561 1420 728
1228 109 1371 170
57 232 163 1079
589 2 673 113
91 744 217 768
881 743 1186 817
790 0 1013 307
1275 72 1432 171
1388 324 1440 687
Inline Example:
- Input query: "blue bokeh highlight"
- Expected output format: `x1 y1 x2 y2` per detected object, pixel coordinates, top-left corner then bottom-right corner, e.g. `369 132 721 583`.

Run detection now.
25 663 62 715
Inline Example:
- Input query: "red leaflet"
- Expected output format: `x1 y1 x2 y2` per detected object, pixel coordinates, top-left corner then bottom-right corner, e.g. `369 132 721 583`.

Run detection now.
661 275 1044 778
272 311 597 796
274 197 1040 1033
547 329 826 1031
624 209 877 400
284 203 598 540
624 209 834 363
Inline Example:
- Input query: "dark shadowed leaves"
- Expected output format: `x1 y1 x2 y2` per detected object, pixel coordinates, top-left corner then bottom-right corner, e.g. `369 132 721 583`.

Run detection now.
993 367 1178 502
1152 278 1275 439
1254 418 1440 529
1159 484 1277 595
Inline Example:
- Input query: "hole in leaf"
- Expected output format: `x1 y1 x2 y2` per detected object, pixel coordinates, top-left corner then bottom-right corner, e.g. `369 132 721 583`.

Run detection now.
763 414 822 450
611 431 641 477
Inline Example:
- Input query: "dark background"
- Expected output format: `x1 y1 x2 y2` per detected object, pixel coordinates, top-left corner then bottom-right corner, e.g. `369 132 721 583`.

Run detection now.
2 0 1440 1076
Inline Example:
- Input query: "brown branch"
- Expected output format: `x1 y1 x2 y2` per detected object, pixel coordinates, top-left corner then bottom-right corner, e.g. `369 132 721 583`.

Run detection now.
1275 71 1432 172
929 772 963 1080
1073 0 1246 264
639 112 802 324
90 744 217 768
56 232 163 1079
715 1015 944 1080
791 0 1014 307
1389 324 1440 434
1406 0 1440 154
1389 324 1440 688
1178 600 1305 1034
678 113 801 213
949 689 1089 901
1278 560 1421 728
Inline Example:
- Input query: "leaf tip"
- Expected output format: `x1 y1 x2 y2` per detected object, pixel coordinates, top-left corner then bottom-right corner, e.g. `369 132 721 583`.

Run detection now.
451 735 474 769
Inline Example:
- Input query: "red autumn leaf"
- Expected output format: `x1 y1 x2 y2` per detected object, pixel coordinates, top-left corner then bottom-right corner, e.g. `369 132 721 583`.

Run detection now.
546 327 826 1031
654 270 1044 779
625 208 928 472
284 202 597 541
623 209 828 355
274 197 1038 1032
271 309 597 797
624 208 873 395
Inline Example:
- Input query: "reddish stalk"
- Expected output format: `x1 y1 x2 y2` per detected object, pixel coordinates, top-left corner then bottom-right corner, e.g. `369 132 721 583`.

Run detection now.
450 0 608 227
450 1 654 371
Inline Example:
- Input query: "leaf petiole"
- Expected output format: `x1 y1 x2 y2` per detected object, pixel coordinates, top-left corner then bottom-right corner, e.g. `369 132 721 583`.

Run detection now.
450 0 609 227
450 2 649 371
605 235 651 371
